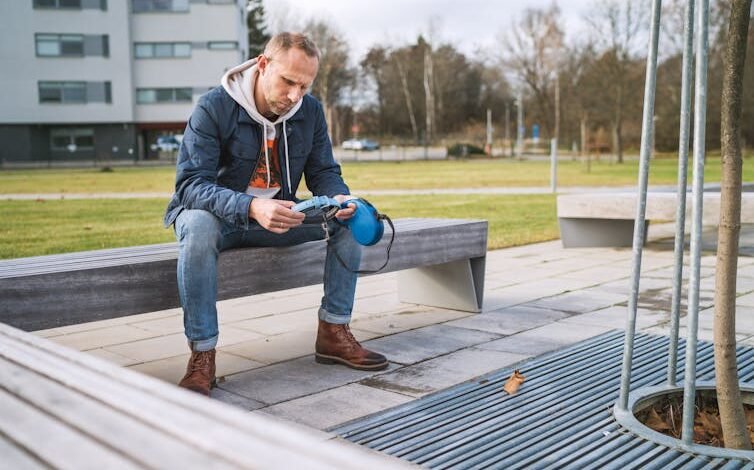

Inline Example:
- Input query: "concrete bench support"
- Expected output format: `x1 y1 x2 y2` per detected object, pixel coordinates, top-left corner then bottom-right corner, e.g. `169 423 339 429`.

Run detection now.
557 192 754 248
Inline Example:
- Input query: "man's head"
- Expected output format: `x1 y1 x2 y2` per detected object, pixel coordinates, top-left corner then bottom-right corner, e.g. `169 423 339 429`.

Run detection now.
255 32 320 119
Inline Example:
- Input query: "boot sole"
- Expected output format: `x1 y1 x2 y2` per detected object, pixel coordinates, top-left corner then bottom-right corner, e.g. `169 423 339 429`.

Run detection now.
315 353 389 371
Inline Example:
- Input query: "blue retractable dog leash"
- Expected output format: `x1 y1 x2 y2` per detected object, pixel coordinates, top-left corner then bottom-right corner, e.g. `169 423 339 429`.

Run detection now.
291 196 395 274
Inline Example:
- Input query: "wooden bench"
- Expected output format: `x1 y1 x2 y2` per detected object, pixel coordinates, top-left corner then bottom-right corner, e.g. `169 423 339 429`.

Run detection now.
0 218 487 331
557 192 754 248
0 321 411 468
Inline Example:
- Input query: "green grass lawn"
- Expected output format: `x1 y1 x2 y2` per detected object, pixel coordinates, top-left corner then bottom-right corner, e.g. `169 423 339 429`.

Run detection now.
0 194 557 259
2 155 752 194
2 155 750 258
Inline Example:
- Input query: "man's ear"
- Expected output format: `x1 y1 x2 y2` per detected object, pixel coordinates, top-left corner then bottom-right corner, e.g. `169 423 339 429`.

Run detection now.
257 54 268 74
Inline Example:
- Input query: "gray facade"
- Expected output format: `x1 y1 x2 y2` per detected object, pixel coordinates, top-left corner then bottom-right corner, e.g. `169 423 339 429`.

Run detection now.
0 0 246 164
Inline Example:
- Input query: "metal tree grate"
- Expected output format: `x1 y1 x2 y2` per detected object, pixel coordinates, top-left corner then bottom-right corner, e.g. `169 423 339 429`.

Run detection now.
333 331 754 469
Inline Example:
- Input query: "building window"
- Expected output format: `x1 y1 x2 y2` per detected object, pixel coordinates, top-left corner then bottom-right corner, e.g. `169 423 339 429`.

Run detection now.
134 42 191 58
131 0 189 13
50 128 95 152
36 34 84 57
34 0 107 9
207 41 238 50
34 0 82 8
38 81 112 104
39 82 86 103
136 87 192 104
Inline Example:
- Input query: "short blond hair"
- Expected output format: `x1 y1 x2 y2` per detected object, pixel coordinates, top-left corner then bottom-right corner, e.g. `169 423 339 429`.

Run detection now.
263 32 320 61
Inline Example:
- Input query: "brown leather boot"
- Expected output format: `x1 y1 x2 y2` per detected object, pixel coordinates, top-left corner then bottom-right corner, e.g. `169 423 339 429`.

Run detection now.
178 349 217 396
315 320 388 371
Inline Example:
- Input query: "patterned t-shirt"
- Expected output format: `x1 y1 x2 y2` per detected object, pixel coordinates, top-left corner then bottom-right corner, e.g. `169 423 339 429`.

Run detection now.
246 137 281 198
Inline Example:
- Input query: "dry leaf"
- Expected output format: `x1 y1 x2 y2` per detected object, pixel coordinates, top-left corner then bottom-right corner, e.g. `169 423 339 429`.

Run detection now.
745 408 754 428
644 408 671 432
503 370 525 395
697 410 723 440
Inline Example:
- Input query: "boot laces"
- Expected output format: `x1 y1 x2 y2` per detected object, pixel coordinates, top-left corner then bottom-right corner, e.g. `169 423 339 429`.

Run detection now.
189 351 212 373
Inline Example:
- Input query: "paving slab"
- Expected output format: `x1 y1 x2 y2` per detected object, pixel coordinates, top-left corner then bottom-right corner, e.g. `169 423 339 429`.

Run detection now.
262 383 413 430
351 307 471 335
445 305 570 335
506 321 616 347
560 305 668 329
475 334 566 356
482 278 599 312
217 355 399 405
527 289 627 314
129 313 184 335
641 325 749 343
211 388 266 411
361 324 502 365
360 347 530 398
217 291 323 323
231 309 317 336
51 324 163 351
33 308 179 337
554 265 631 283
84 347 142 367
737 291 754 307
102 326 261 362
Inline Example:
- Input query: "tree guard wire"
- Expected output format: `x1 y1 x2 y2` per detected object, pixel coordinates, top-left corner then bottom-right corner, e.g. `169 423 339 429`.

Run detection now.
667 0 695 388
681 0 710 445
618 0 663 411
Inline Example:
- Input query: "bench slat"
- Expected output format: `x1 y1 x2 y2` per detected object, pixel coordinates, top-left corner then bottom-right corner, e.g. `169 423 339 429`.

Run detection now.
0 323 411 468
0 357 238 469
1 218 487 330
0 434 46 470
0 387 141 469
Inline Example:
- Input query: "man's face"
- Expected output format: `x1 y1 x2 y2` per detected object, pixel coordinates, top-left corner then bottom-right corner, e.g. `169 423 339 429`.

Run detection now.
257 47 318 117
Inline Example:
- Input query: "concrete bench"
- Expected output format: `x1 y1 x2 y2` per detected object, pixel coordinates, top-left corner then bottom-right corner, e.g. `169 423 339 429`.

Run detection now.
557 192 754 248
0 218 487 331
0 321 410 468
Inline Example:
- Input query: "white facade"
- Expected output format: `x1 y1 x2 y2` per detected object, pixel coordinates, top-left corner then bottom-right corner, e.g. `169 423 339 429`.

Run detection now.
0 0 247 162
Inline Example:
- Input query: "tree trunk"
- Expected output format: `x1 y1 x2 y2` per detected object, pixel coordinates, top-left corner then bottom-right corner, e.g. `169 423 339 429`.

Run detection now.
613 81 625 163
423 44 435 144
394 55 419 144
715 0 752 450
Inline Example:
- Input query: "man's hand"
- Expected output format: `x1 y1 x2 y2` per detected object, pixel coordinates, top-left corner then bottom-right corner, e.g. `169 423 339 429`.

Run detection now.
249 198 305 233
333 194 356 221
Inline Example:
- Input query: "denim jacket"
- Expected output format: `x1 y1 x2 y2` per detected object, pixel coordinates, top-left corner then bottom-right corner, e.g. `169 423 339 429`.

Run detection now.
164 87 349 229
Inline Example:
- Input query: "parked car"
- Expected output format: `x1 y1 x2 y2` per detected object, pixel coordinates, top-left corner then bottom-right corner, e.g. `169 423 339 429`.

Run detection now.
151 134 183 152
341 138 380 151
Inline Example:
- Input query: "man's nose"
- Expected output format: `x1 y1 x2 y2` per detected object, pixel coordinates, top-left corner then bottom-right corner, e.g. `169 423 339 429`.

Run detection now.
287 87 301 103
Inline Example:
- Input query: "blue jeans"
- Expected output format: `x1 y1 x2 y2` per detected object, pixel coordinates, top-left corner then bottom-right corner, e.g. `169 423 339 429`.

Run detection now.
174 209 362 352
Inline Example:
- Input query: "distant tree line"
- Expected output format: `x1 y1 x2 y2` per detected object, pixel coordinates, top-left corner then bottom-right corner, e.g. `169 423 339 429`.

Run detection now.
247 0 753 156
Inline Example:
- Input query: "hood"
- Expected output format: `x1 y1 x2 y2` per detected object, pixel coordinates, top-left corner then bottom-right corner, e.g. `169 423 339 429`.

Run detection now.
221 58 302 195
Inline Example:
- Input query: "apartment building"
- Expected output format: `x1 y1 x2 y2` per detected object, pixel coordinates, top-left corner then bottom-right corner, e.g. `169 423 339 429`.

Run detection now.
0 0 247 164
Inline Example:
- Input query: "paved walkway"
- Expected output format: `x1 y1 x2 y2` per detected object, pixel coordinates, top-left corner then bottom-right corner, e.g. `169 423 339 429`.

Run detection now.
31 223 754 437
0 185 709 201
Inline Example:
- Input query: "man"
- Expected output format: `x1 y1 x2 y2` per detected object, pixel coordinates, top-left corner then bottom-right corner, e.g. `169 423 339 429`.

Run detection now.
164 32 388 396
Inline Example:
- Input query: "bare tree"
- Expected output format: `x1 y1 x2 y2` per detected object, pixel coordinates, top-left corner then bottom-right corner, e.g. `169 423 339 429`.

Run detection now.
500 2 565 139
303 20 354 144
715 0 753 450
585 0 650 162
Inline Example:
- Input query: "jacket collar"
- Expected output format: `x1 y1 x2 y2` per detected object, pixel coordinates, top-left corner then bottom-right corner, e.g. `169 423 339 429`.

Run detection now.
236 97 307 125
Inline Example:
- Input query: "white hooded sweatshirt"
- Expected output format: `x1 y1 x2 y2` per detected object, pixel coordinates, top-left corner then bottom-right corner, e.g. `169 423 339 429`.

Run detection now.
221 58 302 198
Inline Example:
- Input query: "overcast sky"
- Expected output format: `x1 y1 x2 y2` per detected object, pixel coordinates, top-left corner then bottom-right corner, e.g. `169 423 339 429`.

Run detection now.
264 0 595 63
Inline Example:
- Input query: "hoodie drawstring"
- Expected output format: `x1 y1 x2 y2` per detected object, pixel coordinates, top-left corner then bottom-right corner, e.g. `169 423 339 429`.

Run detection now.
283 120 292 194
262 125 271 188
